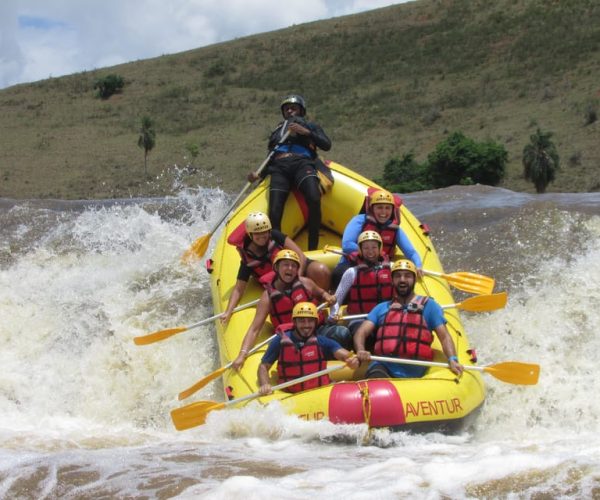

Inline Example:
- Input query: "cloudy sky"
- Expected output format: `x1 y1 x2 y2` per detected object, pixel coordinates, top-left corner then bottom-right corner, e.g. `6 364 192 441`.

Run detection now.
0 0 408 89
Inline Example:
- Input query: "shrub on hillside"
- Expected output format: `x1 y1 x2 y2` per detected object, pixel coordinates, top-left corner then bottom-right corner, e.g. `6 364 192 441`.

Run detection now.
376 153 430 193
426 132 507 187
94 74 125 99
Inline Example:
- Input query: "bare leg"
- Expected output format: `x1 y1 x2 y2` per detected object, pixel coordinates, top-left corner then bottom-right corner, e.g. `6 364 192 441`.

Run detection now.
306 260 331 291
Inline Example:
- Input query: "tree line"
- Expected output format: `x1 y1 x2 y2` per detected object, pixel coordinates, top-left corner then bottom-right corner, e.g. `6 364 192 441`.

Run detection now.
377 129 560 194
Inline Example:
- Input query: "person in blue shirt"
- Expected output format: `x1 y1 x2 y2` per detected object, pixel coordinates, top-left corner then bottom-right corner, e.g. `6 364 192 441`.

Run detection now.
258 302 358 395
331 189 423 288
353 259 463 379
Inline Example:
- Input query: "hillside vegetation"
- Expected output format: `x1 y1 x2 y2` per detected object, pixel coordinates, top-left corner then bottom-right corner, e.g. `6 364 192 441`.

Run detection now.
1 0 599 200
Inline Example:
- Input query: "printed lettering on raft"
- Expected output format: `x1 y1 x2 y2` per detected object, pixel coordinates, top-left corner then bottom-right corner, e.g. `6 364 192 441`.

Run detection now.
298 411 325 421
404 398 463 417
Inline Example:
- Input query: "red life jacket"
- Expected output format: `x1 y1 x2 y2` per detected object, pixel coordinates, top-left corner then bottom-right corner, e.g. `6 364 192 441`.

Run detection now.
373 296 434 360
227 223 282 279
277 332 330 393
265 278 313 328
346 256 393 314
361 188 402 258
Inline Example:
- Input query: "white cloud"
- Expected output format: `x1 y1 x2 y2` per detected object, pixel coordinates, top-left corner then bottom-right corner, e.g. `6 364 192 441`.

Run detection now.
0 0 406 89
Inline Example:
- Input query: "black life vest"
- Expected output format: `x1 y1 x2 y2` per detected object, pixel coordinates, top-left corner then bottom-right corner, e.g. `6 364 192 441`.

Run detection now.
277 332 329 393
346 256 393 314
373 296 434 360
265 278 313 328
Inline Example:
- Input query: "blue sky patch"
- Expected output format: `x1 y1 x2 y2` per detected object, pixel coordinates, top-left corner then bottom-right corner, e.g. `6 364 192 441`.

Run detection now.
18 15 68 30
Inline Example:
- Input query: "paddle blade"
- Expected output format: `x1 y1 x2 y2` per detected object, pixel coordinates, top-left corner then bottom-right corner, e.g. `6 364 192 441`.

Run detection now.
171 401 225 431
182 233 212 262
459 292 507 312
133 327 187 346
484 362 540 385
178 366 227 401
445 271 495 295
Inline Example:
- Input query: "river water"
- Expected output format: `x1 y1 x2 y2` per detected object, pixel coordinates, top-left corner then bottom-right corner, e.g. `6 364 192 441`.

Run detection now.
1 183 599 499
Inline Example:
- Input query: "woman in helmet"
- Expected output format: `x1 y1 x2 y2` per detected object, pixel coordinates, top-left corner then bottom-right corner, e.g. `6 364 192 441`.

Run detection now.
329 230 393 338
248 94 331 251
222 212 330 324
331 188 422 288
257 302 358 395
353 259 463 379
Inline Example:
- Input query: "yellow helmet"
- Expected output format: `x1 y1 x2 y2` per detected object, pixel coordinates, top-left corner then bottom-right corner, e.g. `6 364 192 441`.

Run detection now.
391 259 417 276
245 212 272 234
292 302 319 320
357 230 383 247
273 249 300 266
369 189 395 206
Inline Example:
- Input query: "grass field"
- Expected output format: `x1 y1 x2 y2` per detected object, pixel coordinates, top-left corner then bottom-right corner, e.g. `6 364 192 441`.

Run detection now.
1 0 599 200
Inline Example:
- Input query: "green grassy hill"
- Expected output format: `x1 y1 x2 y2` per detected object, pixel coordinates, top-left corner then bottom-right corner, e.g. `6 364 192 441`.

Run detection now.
1 0 599 199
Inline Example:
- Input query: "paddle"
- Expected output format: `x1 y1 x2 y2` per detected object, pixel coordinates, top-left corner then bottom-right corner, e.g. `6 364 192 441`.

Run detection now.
339 292 508 321
322 245 495 295
177 303 329 399
182 128 291 261
133 298 261 346
171 364 347 430
422 269 495 296
370 355 540 385
177 333 276 401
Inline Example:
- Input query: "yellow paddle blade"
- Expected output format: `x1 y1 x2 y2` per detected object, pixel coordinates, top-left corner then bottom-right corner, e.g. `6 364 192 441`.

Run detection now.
171 400 226 431
133 327 187 346
459 292 507 312
442 271 495 295
484 362 540 385
181 233 212 263
178 366 227 401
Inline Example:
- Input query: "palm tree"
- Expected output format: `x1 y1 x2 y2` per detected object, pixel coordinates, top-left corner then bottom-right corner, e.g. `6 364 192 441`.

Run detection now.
137 116 156 176
522 128 560 193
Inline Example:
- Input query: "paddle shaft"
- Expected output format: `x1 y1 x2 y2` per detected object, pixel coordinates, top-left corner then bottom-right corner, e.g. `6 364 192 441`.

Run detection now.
222 363 346 408
188 298 261 330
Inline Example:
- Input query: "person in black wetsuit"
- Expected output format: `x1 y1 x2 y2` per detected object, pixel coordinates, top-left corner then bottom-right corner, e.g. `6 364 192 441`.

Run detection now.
249 95 331 251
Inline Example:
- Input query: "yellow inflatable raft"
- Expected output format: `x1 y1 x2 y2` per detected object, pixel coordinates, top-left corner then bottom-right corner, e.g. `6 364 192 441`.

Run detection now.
206 161 485 432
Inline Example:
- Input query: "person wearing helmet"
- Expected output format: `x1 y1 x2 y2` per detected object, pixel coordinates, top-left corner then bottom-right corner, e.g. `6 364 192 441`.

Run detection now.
222 212 331 324
257 302 359 395
328 230 393 338
331 188 423 289
232 249 336 370
248 94 331 251
353 259 463 379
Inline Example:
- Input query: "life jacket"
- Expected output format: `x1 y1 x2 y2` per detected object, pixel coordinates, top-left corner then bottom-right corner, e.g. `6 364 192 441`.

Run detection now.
346 256 393 314
265 278 313 328
227 222 282 280
373 296 434 360
361 188 402 258
277 332 329 393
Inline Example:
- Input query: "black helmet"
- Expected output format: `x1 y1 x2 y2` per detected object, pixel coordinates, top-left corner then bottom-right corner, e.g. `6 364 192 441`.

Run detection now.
280 94 306 117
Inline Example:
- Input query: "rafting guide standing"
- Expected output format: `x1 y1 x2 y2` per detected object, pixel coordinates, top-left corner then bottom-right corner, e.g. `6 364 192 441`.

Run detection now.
248 95 331 251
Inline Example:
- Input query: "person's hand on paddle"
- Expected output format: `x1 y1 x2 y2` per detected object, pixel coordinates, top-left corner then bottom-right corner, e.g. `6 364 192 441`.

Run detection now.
356 350 371 364
322 292 337 306
247 171 260 182
417 268 424 279
448 357 464 377
232 351 247 371
259 383 273 396
287 121 310 137
220 309 234 325
345 355 360 370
